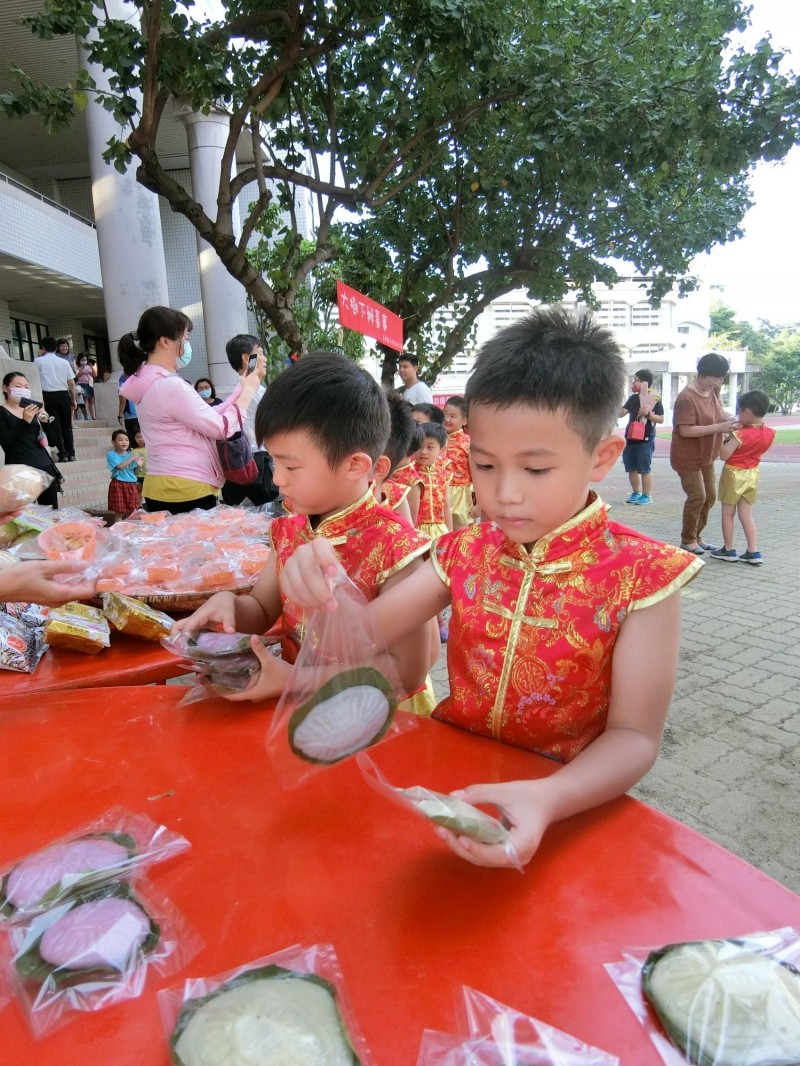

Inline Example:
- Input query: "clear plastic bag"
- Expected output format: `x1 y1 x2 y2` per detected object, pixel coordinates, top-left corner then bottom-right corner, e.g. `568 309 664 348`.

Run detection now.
357 753 524 872
417 986 619 1065
0 807 190 923
0 465 54 508
2 874 202 1038
265 576 417 787
605 927 800 1065
158 941 374 1065
160 628 282 704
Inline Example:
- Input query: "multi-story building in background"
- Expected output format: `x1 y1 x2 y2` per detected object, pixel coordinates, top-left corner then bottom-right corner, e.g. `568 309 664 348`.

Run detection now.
429 278 753 420
0 0 312 392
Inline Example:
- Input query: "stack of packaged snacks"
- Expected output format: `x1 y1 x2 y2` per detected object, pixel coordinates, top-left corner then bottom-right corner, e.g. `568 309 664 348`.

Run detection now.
43 603 111 655
0 810 199 1038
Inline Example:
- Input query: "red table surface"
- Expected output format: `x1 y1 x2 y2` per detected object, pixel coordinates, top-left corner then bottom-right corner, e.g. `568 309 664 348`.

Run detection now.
1 635 186 695
0 686 798 1065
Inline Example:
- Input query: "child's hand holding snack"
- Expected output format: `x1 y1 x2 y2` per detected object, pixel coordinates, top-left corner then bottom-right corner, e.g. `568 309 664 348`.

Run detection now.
171 591 239 635
223 636 293 703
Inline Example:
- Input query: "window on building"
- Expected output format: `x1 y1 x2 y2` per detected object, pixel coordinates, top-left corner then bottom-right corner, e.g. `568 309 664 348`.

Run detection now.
83 334 111 375
492 302 530 324
597 301 628 328
633 344 668 355
10 319 49 362
631 303 661 328
677 325 690 334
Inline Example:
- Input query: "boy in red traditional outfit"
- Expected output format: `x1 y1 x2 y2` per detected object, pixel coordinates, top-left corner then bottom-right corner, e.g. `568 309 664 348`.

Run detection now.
383 421 424 524
281 306 702 869
710 389 775 565
443 395 473 528
416 422 453 540
173 353 432 702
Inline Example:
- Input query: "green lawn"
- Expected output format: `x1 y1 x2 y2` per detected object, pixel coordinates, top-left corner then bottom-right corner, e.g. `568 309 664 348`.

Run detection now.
655 429 800 444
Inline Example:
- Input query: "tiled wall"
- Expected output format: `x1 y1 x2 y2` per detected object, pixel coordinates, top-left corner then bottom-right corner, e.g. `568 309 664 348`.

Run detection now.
0 182 101 287
56 178 96 224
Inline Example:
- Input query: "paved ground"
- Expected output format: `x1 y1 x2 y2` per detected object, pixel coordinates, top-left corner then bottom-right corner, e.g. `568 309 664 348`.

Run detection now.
430 456 800 893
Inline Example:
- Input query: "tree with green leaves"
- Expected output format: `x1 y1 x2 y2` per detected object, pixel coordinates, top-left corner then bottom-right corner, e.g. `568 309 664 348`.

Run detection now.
4 0 799 379
757 329 800 415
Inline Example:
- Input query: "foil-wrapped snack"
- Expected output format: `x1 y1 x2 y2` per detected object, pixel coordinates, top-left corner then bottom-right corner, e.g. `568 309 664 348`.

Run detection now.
0 614 47 674
43 602 110 655
2 602 51 628
101 592 173 642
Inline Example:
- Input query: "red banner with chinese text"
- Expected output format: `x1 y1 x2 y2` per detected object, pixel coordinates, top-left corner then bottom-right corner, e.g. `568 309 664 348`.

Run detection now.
336 281 404 352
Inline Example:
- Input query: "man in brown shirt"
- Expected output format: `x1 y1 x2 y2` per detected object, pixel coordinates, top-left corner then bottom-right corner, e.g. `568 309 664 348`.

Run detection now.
670 352 738 554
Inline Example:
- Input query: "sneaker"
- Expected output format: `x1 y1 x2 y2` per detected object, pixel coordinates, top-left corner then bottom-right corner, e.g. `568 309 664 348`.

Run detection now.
739 550 763 565
634 494 653 506
625 492 641 504
710 547 738 561
698 541 717 552
680 543 706 555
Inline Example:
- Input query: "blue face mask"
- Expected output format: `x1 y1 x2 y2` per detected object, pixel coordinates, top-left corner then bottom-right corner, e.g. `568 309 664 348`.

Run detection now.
177 341 193 368
198 388 212 400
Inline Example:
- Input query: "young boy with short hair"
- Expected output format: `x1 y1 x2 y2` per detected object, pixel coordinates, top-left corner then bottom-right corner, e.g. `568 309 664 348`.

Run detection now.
442 395 472 528
173 353 431 701
281 306 702 869
415 422 453 540
620 369 664 506
107 429 142 516
411 402 445 426
710 389 775 565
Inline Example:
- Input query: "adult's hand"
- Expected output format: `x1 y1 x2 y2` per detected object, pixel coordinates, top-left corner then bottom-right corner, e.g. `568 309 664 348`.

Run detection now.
0 559 97 607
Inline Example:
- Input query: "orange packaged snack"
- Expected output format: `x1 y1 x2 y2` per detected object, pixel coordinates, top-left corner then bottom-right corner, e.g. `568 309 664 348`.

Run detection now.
37 521 98 562
198 564 236 589
239 546 270 577
145 563 181 587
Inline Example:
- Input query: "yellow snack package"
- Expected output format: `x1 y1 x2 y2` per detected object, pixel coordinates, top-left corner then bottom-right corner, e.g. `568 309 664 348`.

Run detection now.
101 592 174 642
44 602 111 655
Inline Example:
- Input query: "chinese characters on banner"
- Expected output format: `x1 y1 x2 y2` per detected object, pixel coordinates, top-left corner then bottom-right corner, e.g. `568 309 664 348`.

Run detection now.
336 281 404 352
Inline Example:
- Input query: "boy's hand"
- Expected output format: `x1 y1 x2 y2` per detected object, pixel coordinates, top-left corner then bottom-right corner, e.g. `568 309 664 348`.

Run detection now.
225 636 293 702
280 539 345 611
434 780 551 869
171 591 238 635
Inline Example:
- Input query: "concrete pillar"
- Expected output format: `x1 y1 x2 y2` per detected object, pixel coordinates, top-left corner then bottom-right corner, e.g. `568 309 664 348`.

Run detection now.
78 1 170 369
176 104 249 392
662 372 673 423
728 371 739 408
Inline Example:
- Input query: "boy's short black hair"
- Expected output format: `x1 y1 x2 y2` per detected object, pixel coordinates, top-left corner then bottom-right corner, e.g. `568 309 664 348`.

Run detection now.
421 422 447 448
111 429 128 443
737 389 770 418
634 369 654 386
255 352 390 466
696 351 730 378
226 334 261 373
412 402 445 425
382 389 416 476
445 395 467 415
399 353 419 367
407 423 424 457
466 304 626 451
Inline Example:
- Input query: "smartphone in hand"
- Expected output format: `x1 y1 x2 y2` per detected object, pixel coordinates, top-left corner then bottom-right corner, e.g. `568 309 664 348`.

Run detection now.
19 397 42 410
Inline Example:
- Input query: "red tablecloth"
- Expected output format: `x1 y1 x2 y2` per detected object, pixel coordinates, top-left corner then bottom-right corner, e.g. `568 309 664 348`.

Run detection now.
0 686 797 1064
1 635 186 695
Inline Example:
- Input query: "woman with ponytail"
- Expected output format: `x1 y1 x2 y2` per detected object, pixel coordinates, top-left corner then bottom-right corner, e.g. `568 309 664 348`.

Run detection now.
118 306 262 513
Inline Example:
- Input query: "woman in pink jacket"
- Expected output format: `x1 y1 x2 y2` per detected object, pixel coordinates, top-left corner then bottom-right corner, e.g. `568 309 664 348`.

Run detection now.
118 306 263 514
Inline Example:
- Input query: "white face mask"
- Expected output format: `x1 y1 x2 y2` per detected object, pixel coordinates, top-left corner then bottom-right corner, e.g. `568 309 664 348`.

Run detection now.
9 387 32 402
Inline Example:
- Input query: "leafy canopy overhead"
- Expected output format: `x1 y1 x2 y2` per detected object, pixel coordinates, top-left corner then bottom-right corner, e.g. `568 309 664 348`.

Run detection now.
4 0 799 379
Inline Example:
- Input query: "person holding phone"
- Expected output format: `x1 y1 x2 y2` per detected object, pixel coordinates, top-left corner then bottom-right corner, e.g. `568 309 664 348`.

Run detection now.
0 372 61 508
220 333 275 506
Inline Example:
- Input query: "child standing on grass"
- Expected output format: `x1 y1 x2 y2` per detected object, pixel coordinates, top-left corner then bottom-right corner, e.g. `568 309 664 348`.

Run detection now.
710 389 775 566
443 395 472 528
107 429 142 516
281 306 702 869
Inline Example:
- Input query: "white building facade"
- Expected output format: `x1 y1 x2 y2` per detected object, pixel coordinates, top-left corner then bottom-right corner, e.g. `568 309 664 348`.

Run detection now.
429 278 752 421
